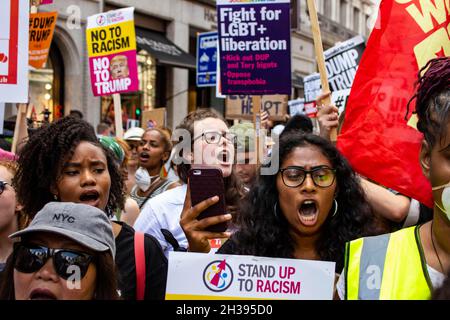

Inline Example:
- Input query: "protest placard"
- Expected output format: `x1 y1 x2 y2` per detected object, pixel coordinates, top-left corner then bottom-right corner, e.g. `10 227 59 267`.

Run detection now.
166 252 335 300
288 98 305 116
197 31 217 87
324 36 365 92
303 73 321 103
141 108 166 129
86 7 138 96
29 11 58 69
217 0 291 95
0 0 29 103
225 95 288 121
338 0 449 207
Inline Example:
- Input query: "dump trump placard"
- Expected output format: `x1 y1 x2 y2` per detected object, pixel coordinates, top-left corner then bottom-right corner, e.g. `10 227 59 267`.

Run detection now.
217 0 291 95
86 7 138 96
29 11 58 69
0 0 29 103
166 252 335 300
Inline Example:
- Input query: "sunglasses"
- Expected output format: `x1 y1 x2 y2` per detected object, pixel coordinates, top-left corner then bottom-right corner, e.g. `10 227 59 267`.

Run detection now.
14 243 94 280
0 181 10 195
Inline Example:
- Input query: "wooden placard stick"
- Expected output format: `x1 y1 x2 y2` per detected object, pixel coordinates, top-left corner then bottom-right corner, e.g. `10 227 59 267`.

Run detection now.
252 95 261 166
113 93 123 138
306 0 337 142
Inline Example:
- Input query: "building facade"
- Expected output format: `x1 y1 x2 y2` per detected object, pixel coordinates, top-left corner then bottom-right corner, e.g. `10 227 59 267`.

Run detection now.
10 0 377 131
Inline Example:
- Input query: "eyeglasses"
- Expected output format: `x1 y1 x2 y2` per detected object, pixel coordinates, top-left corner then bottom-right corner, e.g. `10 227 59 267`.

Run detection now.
14 243 94 280
279 166 336 188
0 181 10 195
193 131 237 145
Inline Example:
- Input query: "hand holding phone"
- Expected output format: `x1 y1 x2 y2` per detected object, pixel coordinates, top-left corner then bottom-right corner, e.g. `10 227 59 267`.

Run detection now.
187 167 228 233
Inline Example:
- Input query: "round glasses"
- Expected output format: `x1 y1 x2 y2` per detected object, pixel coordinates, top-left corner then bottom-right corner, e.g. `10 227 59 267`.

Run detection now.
193 131 237 145
279 166 336 188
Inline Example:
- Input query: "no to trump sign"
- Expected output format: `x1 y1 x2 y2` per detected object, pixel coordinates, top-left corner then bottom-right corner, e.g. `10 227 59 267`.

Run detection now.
86 7 138 96
166 252 335 300
217 0 291 95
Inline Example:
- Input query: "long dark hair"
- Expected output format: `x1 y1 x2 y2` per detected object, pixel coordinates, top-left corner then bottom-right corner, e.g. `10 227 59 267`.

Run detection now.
0 248 120 300
226 132 376 271
13 116 125 219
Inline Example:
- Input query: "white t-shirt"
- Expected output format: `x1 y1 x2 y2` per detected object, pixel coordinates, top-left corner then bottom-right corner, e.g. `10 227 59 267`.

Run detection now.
336 265 445 300
133 184 187 258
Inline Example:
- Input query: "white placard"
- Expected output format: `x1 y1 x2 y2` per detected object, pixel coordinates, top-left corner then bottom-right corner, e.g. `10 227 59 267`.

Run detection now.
0 0 29 103
166 252 335 300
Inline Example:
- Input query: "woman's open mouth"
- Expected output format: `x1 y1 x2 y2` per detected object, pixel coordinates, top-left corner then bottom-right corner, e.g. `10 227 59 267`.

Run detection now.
29 288 57 300
217 149 232 165
298 199 319 226
139 152 150 163
79 190 100 207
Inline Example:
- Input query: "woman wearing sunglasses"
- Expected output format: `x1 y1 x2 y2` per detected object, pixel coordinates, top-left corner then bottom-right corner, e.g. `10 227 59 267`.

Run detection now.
0 202 118 300
13 117 167 300
181 132 378 275
0 161 27 277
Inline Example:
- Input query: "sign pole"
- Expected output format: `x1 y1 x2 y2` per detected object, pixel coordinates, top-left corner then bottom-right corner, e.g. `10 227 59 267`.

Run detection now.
252 95 261 166
306 0 337 142
113 93 123 138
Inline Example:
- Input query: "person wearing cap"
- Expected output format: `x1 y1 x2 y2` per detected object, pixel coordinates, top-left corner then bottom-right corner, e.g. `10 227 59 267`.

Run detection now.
0 202 119 300
124 127 145 193
13 117 168 300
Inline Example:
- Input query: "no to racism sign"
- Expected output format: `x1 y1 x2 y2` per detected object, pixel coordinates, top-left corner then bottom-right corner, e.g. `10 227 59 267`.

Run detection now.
0 0 29 103
86 7 138 96
29 11 58 69
166 252 335 300
217 0 291 95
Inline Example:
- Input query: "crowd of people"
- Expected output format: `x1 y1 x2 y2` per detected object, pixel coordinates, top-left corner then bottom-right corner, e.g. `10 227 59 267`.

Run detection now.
0 57 448 300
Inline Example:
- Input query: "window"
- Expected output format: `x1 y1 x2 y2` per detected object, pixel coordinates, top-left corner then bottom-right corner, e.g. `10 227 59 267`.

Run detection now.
353 7 360 33
340 0 348 26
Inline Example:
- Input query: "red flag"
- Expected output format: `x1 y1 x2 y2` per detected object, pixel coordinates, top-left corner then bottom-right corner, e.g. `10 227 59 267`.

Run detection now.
337 0 449 208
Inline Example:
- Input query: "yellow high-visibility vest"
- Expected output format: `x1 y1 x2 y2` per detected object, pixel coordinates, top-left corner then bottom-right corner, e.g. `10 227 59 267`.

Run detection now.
345 225 432 300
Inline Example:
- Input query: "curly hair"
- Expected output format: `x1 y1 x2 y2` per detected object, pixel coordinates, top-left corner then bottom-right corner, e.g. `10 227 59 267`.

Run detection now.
221 133 376 271
407 57 450 148
13 116 125 219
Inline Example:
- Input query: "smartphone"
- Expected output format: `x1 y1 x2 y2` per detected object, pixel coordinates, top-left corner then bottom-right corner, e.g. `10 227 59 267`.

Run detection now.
188 167 228 233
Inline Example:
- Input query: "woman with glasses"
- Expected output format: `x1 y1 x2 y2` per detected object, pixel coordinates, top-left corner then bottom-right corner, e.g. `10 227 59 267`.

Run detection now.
0 202 119 300
181 132 377 273
13 117 168 300
0 161 27 277
134 109 245 257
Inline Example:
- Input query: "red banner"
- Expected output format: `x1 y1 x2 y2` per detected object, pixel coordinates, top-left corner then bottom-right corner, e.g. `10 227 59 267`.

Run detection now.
337 0 449 207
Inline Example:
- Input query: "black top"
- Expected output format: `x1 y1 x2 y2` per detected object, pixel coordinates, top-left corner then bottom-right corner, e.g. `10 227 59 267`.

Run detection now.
113 221 168 300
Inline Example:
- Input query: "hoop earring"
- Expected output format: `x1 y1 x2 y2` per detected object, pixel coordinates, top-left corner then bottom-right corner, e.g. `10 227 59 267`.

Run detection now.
273 202 279 219
332 199 338 217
